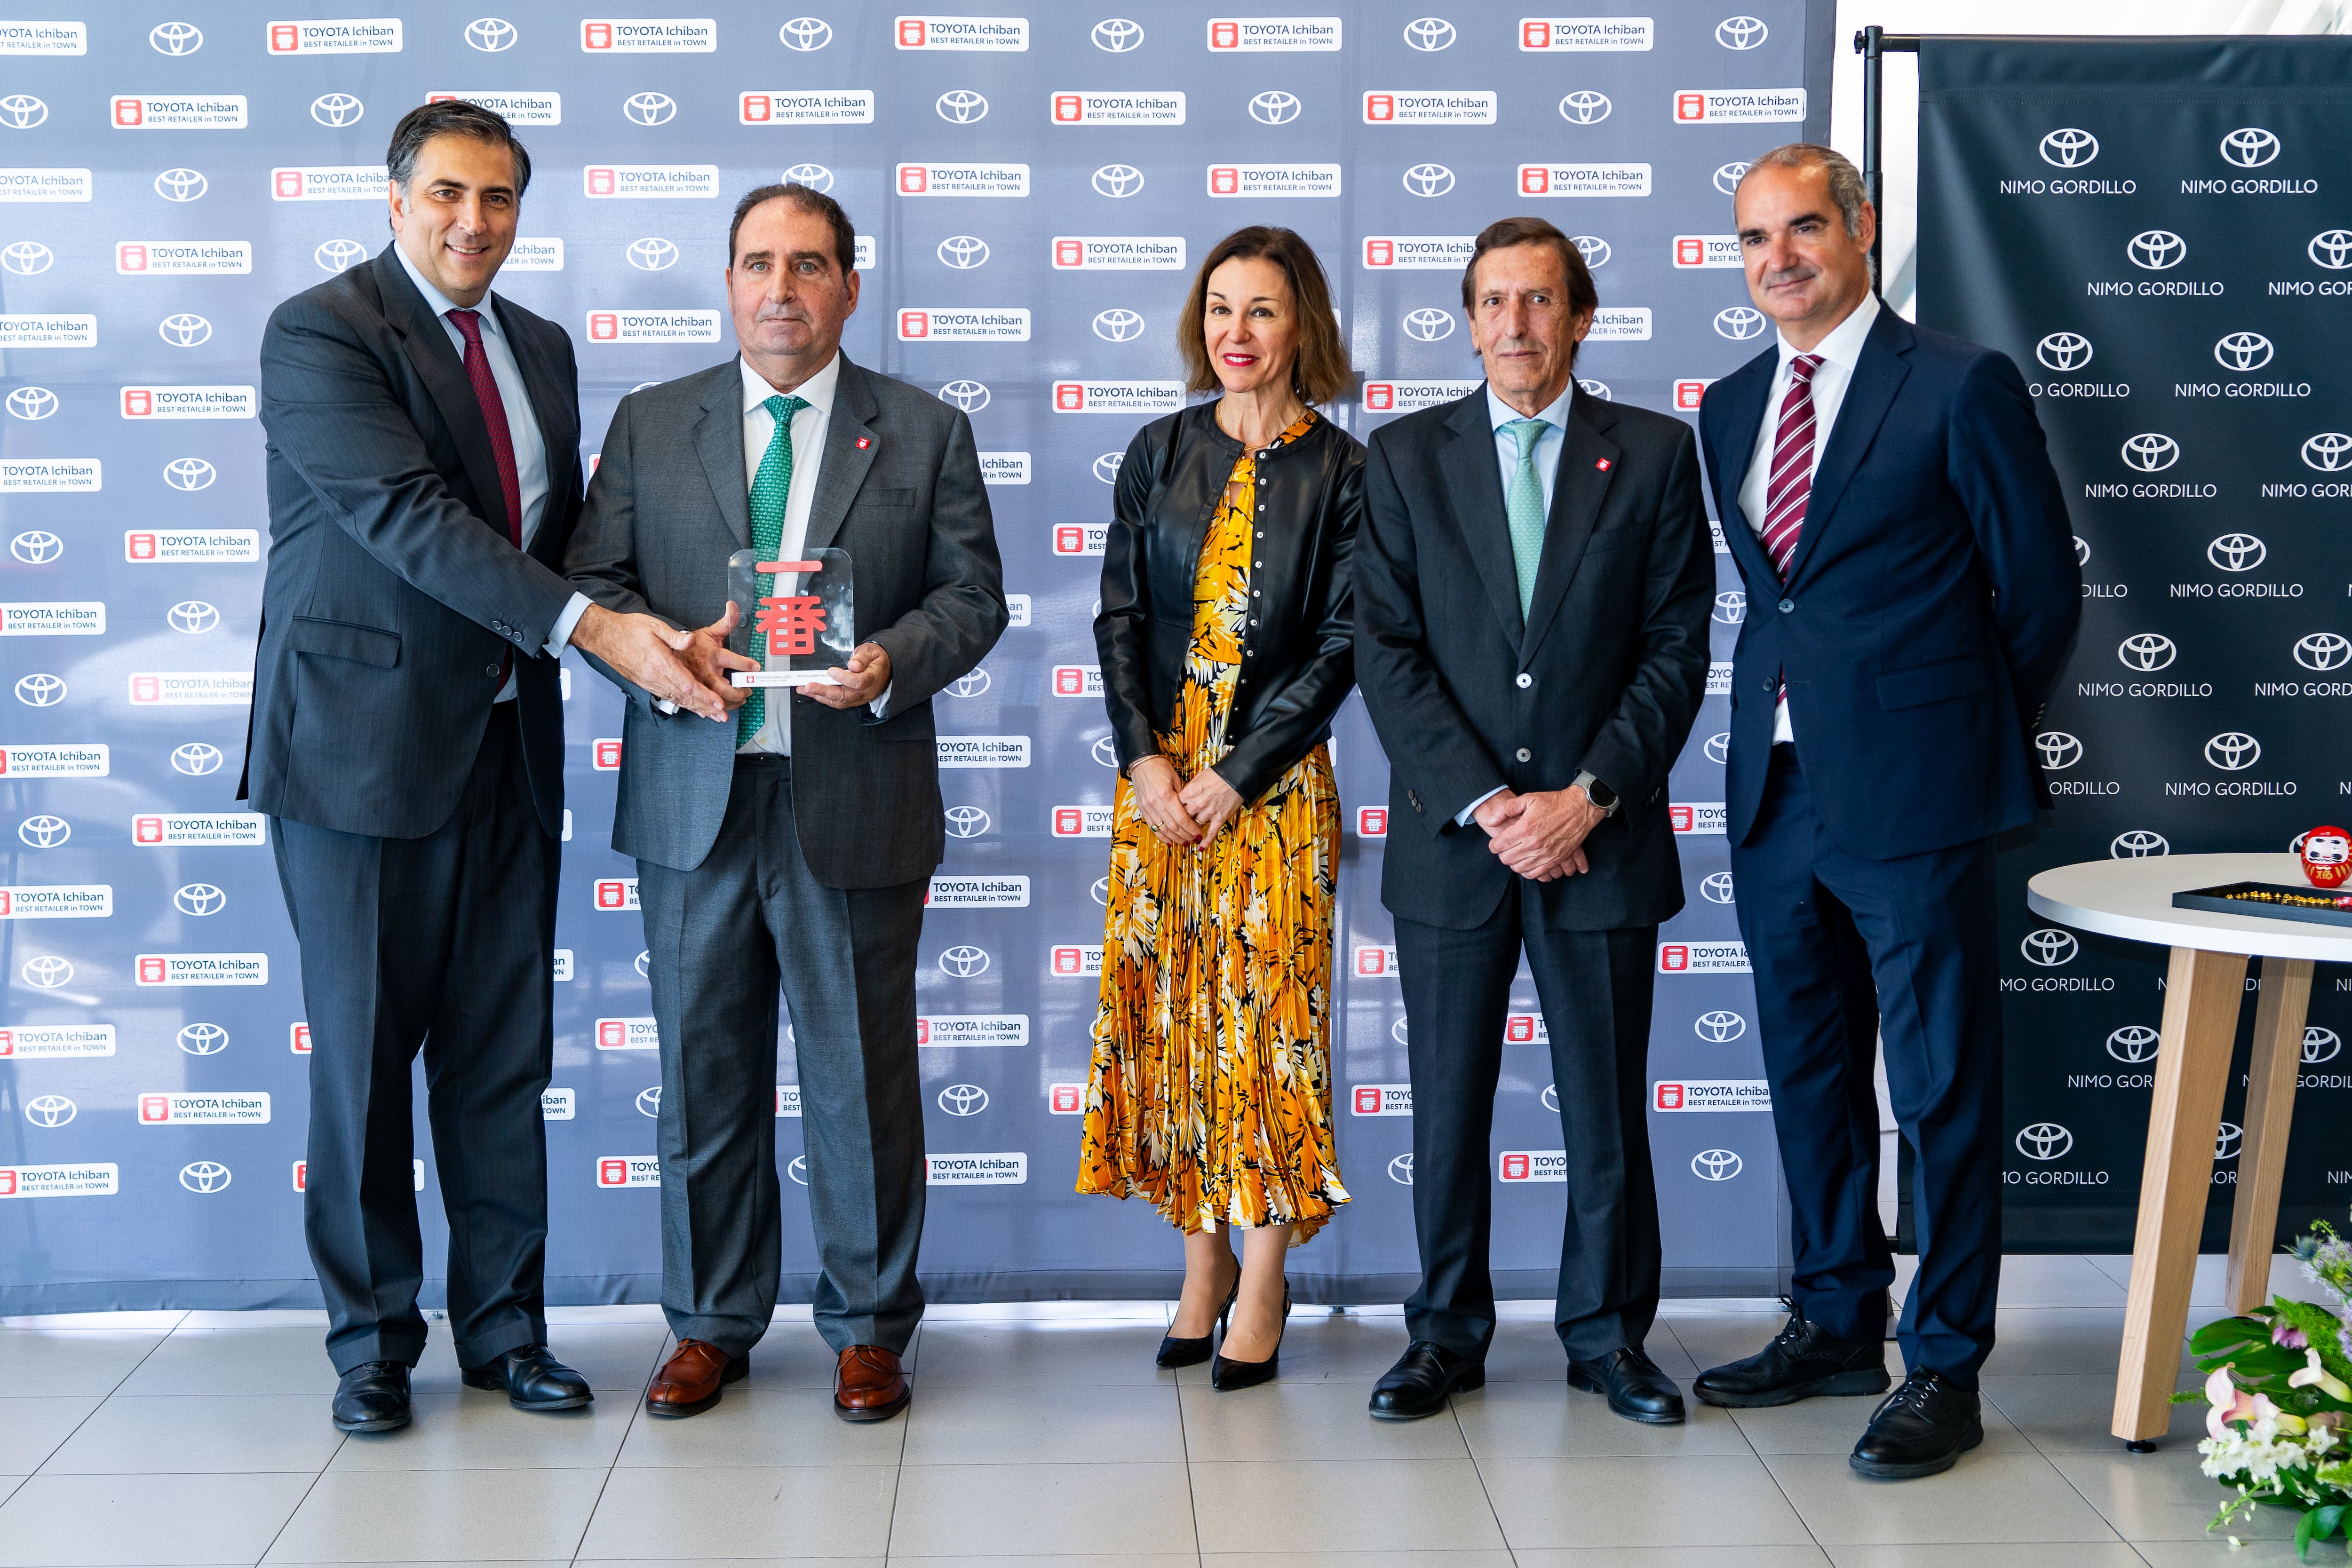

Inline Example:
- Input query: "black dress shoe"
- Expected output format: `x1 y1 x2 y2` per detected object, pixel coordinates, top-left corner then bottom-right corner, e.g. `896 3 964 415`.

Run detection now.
1157 1278 1239 1370
461 1345 593 1411
1367 1340 1483 1421
1567 1346 1686 1425
332 1360 412 1433
1850 1369 1983 1479
1694 1306 1891 1409
1210 1283 1287 1391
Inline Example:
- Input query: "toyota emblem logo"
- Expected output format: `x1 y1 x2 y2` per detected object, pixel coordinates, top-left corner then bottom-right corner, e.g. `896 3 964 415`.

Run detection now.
787 1156 809 1186
25 1095 76 1128
2120 433 2178 472
1 241 52 275
1391 1017 1409 1045
2110 830 2169 859
2107 1026 2160 1063
179 1161 233 1194
2036 333 2093 372
155 168 207 202
178 1022 229 1055
159 314 213 348
1402 163 1454 198
1577 379 1611 401
2207 533 2265 572
16 673 65 706
1092 736 1120 767
2303 432 2352 471
2039 128 2099 167
310 93 365 128
2128 230 2186 270
782 162 834 193
780 17 832 50
2205 731 2261 771
1542 1085 1560 1111
937 90 989 123
1389 1153 1415 1185
1402 308 1454 342
1700 871 1736 904
175 883 228 917
1574 235 1611 268
19 816 69 849
2215 1122 2243 1161
938 235 989 269
2117 634 2176 672
624 91 676 126
165 458 216 491
1404 16 1456 50
23 956 74 988
2034 732 2082 770
2310 230 2352 269
938 1084 988 1115
2304 1027 2343 1065
11 531 62 564
7 387 57 420
1694 1010 1746 1043
0 95 49 130
1093 452 1123 483
1715 307 1767 340
2220 127 2280 167
635 950 651 978
2074 535 2091 565
1093 17 1143 50
150 21 204 53
943 805 990 838
1712 590 1747 624
1092 164 1144 198
937 380 990 412
2020 929 2078 967
168 601 220 634
1559 91 1612 125
938 945 990 978
1250 91 1302 125
946 669 992 698
2015 1123 2073 1161
1091 877 1111 907
627 238 679 271
173 742 224 775
1094 309 1146 342
1692 1149 1743 1180
2294 633 2351 672
636 1087 661 1117
1703 732 1730 764
2213 332 2273 372
466 17 518 51
1716 14 1768 47
314 238 367 273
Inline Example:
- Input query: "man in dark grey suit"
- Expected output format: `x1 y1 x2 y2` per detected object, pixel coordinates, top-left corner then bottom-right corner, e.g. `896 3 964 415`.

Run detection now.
565 183 1006 1423
1353 217 1716 1425
251 102 735 1434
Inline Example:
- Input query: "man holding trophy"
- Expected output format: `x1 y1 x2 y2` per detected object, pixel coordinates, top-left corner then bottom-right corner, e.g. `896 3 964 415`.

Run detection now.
564 183 1007 1422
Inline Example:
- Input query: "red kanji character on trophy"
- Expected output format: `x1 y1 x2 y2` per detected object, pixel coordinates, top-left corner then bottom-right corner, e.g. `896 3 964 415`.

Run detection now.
755 594 828 657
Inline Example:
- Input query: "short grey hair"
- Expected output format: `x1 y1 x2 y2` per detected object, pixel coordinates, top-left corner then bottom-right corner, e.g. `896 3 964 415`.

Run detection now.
1735 143 1867 238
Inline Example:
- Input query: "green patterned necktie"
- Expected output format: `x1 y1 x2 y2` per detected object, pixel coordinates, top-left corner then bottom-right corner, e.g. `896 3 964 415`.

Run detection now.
1502 417 1549 620
738 392 810 745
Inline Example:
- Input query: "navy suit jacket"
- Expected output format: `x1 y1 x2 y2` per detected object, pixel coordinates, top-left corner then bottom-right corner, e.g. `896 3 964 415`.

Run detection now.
1698 306 2081 860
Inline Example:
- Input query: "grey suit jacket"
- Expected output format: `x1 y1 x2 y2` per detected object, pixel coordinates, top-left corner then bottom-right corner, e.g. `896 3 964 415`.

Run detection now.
564 354 1007 887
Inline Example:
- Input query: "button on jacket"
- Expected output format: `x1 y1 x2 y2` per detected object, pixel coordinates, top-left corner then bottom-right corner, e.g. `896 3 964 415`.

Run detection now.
1095 402 1363 803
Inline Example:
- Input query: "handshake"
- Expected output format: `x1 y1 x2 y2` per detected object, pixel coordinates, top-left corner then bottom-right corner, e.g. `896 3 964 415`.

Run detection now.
569 600 892 722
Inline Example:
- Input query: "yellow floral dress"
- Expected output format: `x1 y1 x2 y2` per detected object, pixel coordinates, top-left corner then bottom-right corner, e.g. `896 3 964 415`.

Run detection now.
1077 412 1349 1243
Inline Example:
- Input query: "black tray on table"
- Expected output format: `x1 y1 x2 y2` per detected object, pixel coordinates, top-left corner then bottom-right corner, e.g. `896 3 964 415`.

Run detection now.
2171 880 2352 928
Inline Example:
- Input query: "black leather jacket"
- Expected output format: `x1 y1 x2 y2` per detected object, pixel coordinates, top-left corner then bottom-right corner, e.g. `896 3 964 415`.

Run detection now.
1095 402 1363 803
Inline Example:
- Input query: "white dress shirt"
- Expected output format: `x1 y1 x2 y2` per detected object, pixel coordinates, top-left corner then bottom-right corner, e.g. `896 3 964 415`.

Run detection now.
392 243 588 701
1735 289 1881 744
736 351 838 755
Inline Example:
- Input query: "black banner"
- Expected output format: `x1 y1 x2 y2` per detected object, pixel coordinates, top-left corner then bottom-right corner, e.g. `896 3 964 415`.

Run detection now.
1918 39 2352 1250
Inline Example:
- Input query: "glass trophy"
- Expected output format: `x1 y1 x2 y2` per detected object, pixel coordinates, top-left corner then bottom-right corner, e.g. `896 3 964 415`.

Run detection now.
726 547 854 688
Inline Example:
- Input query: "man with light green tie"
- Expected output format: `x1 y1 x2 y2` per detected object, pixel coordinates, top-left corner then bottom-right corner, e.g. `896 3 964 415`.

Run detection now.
1351 215 1717 1426
564 182 1006 1425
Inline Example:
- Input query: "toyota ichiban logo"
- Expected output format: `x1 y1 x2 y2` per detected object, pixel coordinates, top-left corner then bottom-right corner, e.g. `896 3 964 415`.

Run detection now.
2220 127 2280 167
25 1095 76 1128
165 459 215 491
151 20 204 53
937 380 989 412
1715 307 1767 340
2118 633 2176 672
178 1022 228 1055
311 94 364 128
2208 534 2265 572
1093 309 1145 342
1691 1149 1742 1180
938 1084 988 1116
2295 633 2351 672
2015 1123 2073 1161
1694 1010 1746 1043
8 387 57 420
2214 332 2273 371
1402 308 1454 342
1559 91 1611 125
937 90 988 123
1713 162 1749 195
2121 433 2179 472
2034 731 2082 770
938 236 988 269
1093 18 1144 51
2306 1027 2344 1065
2036 333 2093 372
2303 433 2352 471
2110 830 2169 859
2107 1025 2159 1064
467 17 518 51
780 17 831 50
783 162 833 192
180 1161 232 1194
155 168 206 202
628 238 678 271
173 742 224 775
943 805 990 838
0 95 49 130
2205 731 2261 771
2128 230 2186 270
1250 91 1302 125
624 91 676 126
1093 164 1144 198
1403 164 1454 197
16 673 66 706
23 956 73 988
2039 128 2099 167
938 945 989 978
2 242 53 275
2020 928 2078 966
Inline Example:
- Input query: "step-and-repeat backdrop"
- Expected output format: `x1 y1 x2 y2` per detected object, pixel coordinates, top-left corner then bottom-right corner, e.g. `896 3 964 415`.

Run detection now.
1 3 1842 1310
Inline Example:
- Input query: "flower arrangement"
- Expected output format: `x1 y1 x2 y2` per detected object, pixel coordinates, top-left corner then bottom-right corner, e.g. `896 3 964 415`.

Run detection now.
2180 1217 2352 1559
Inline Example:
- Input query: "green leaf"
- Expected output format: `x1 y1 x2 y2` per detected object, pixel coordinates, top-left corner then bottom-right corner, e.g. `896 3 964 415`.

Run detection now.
2195 1316 2274 1355
2315 1504 2347 1539
2275 1300 2352 1388
2171 1388 2206 1405
2303 1507 2322 1560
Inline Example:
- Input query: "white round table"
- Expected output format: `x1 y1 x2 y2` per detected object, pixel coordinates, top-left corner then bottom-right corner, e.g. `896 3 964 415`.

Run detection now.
2026 852 2352 1446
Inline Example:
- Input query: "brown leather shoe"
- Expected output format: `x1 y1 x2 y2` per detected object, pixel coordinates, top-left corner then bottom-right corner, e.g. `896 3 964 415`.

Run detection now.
646 1338 747 1418
833 1344 911 1423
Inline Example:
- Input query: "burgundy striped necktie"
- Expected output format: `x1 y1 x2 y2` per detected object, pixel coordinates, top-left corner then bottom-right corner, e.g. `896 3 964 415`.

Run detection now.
1761 353 1824 581
445 308 523 549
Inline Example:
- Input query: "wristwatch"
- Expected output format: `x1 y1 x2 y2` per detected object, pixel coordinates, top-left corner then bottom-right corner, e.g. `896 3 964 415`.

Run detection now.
1573 770 1620 816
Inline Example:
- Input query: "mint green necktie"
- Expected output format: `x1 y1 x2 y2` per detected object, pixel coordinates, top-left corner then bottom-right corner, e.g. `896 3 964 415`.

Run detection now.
739 392 809 745
1502 417 1549 619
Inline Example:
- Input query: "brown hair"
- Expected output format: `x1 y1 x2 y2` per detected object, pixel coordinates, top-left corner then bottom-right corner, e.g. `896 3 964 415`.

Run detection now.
727 182 856 275
1459 215 1599 326
1177 227 1351 405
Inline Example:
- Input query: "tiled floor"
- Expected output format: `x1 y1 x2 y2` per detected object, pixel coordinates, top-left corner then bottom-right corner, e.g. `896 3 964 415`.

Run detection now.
0 1254 2328 1567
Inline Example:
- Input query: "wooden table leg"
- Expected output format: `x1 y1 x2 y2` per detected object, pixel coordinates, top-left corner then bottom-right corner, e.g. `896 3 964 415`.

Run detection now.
2225 956 2314 1315
2113 945 2247 1445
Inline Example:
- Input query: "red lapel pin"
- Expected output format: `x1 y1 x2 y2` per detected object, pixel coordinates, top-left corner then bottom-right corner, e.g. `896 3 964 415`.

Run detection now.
1596 457 1612 471
855 436 871 450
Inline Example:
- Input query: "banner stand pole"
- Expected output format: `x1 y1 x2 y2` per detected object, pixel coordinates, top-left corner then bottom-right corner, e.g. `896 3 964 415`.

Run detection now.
1854 25 1920 293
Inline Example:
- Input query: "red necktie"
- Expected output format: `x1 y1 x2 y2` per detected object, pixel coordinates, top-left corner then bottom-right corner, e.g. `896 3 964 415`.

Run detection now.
1761 354 1824 581
445 308 523 548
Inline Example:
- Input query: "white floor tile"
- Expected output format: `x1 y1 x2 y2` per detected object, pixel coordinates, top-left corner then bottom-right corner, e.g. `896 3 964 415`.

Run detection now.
0 1471 315 1566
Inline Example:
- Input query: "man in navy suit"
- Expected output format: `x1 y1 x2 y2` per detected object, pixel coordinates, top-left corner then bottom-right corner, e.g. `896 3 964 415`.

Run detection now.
1691 145 2079 1479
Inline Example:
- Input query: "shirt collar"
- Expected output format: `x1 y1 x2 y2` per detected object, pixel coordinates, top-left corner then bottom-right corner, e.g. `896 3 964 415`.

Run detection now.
1485 378 1577 435
741 351 840 418
1777 289 1880 375
392 241 501 336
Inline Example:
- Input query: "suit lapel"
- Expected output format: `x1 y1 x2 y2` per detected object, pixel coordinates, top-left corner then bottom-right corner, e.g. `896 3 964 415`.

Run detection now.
1438 390 1528 649
692 362 753 551
1781 308 1911 587
802 356 880 555
374 246 513 543
1519 394 1621 662
1708 348 1782 591
493 296 575 565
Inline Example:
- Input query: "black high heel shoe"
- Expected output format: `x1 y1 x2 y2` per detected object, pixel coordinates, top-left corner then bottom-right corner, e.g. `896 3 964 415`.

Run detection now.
1156 1275 1239 1369
1211 1282 1289 1391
